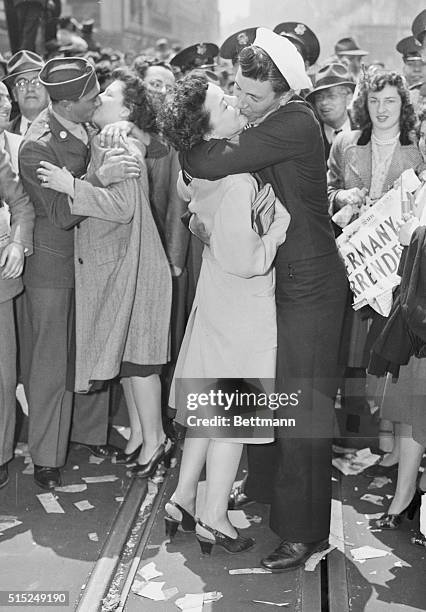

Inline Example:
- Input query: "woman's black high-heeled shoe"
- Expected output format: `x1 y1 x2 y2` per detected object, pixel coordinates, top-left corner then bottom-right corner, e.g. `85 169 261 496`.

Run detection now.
195 520 255 555
375 488 422 530
115 444 142 464
164 500 196 539
128 438 173 479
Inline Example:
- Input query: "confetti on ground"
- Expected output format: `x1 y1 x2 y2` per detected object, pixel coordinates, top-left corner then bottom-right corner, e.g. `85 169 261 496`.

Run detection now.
81 475 118 483
89 455 105 465
74 500 95 511
0 517 22 535
73 465 79 470
22 463 34 475
368 477 392 490
37 493 65 514
228 510 251 529
115 496 124 502
88 532 99 541
246 514 262 524
55 484 87 493
229 568 272 575
332 448 381 476
305 545 335 571
253 602 289 607
137 562 163 581
360 493 384 506
112 425 131 440
350 545 390 561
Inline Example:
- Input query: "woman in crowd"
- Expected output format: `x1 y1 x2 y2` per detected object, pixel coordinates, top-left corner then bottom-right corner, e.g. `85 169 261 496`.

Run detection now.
368 109 426 530
37 68 173 479
328 70 422 465
159 73 290 554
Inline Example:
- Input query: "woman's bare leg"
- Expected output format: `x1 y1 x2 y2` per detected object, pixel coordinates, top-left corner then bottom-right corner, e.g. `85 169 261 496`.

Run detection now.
120 378 143 454
198 440 244 538
387 423 424 514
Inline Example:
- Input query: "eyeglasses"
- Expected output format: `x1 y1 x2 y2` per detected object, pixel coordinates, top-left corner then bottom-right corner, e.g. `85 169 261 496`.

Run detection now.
15 77 43 91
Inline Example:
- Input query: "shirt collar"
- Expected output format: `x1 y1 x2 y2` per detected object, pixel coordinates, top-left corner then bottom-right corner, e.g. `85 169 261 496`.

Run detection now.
323 116 351 143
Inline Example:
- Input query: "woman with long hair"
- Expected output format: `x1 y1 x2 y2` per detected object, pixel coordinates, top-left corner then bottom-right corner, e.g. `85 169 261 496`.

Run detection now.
328 70 422 464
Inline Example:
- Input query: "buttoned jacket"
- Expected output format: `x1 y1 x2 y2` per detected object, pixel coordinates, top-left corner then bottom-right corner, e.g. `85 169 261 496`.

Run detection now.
328 129 423 210
18 107 88 288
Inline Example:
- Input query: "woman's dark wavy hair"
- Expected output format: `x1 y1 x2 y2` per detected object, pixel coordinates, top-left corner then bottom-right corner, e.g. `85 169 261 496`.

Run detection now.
157 73 210 152
238 45 290 94
111 67 158 133
352 70 416 145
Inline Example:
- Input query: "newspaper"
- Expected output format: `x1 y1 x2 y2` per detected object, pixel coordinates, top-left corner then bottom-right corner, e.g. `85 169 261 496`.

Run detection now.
336 169 421 316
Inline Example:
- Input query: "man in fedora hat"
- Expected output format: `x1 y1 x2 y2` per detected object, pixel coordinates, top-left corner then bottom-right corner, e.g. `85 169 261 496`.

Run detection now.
4 50 49 136
17 57 140 489
334 36 368 79
306 62 355 160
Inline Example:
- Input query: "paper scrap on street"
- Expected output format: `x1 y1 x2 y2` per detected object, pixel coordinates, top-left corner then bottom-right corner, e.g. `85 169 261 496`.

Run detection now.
229 568 272 574
22 462 34 475
0 517 22 535
246 514 262 524
351 545 390 560
14 442 30 457
204 592 223 603
74 500 94 511
305 545 336 571
360 493 384 506
112 425 131 440
332 448 381 476
55 484 87 493
368 477 392 490
115 496 124 502
330 499 345 552
88 532 99 541
175 593 204 611
81 475 118 483
89 455 105 465
132 579 166 601
253 602 289 607
37 493 65 514
228 510 251 529
137 561 163 581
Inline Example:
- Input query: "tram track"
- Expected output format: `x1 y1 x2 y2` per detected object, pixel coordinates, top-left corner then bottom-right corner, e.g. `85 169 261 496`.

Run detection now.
75 464 171 612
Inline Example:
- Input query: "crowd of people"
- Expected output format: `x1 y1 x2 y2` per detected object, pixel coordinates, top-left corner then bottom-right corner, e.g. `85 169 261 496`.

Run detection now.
0 5 426 575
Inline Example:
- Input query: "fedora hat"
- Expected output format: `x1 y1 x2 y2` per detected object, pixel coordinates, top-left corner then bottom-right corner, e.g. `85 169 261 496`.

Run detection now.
3 50 44 82
335 37 368 57
219 28 258 62
306 63 354 102
412 10 426 45
273 22 320 67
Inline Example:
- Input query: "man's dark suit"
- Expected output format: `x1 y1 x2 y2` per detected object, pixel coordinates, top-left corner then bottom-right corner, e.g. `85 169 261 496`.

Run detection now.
17 107 109 467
